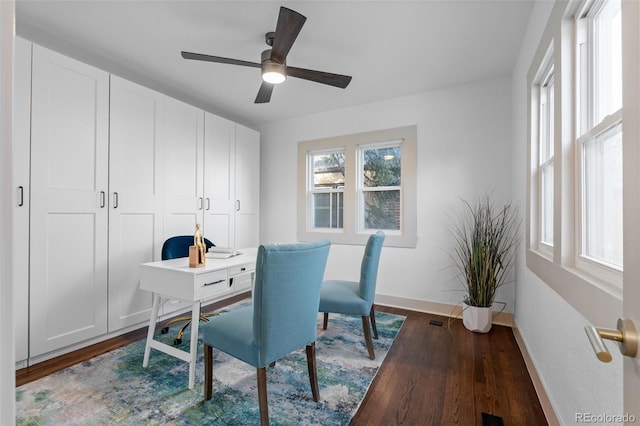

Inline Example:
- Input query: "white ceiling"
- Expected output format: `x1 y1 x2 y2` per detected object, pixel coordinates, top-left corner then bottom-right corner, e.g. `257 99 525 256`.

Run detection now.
16 0 534 128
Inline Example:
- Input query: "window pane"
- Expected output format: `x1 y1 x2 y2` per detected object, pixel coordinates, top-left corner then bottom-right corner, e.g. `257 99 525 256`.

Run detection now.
582 123 622 267
364 190 400 230
362 146 401 187
594 0 622 123
539 74 554 247
541 162 554 245
313 152 344 189
313 192 343 229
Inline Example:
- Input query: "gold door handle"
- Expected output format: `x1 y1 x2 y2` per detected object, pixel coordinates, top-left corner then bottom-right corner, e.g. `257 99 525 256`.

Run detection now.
585 318 638 362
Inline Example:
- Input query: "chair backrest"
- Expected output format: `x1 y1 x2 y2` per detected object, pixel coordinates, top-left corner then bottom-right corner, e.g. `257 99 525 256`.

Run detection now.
359 231 386 304
161 235 215 260
252 240 331 366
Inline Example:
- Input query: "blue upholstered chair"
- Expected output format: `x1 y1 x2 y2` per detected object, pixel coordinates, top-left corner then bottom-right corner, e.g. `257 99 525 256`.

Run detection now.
319 231 385 360
161 235 215 344
202 240 331 426
161 235 214 261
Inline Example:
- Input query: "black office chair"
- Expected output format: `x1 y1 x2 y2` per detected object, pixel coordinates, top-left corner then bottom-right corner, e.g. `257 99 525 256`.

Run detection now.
160 235 215 345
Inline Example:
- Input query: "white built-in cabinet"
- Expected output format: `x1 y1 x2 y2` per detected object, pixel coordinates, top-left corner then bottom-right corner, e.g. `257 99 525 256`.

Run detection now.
14 40 260 364
233 123 260 249
163 97 204 237
29 45 110 358
107 76 164 332
13 37 32 364
203 112 260 249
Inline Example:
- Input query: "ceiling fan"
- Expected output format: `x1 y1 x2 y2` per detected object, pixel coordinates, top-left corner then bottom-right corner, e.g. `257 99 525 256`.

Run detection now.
181 6 352 104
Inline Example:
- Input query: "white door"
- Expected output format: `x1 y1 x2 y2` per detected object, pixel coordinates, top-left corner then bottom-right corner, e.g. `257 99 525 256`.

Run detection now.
234 124 260 249
12 37 31 364
163 97 203 238
622 0 640 418
29 45 109 357
108 75 164 331
203 112 235 248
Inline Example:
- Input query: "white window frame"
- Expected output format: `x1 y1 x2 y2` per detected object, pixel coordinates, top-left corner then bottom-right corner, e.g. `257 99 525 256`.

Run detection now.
525 0 623 327
306 148 345 232
298 126 417 248
575 0 623 287
357 140 403 234
532 45 555 259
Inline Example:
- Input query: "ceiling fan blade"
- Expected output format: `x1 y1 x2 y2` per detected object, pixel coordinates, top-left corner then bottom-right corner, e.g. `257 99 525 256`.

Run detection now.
181 51 261 68
271 7 306 64
254 81 274 104
286 66 352 89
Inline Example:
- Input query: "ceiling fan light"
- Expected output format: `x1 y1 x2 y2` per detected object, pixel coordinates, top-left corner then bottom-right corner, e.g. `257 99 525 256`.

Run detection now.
262 62 286 84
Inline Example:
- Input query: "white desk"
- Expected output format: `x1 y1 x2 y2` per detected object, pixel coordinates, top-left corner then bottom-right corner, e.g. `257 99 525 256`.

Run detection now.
140 248 257 389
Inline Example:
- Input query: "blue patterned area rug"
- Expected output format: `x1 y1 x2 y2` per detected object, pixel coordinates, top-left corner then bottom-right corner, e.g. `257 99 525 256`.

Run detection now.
16 301 405 425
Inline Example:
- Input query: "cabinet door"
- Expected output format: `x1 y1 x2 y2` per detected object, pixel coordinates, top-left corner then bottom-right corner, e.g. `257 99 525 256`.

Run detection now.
234 124 260 249
203 112 235 248
12 37 31 363
29 45 109 357
108 76 164 331
163 97 204 238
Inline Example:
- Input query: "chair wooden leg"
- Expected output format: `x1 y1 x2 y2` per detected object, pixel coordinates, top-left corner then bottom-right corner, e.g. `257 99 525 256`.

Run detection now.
361 316 376 360
305 343 320 402
322 312 328 330
257 367 269 426
370 305 379 339
204 344 213 400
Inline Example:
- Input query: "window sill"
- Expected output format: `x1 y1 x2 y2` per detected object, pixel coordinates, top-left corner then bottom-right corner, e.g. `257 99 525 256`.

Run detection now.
525 249 622 326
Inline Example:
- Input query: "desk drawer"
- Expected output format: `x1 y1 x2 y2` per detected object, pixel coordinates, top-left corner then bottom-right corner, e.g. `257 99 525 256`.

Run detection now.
196 270 231 299
229 263 254 276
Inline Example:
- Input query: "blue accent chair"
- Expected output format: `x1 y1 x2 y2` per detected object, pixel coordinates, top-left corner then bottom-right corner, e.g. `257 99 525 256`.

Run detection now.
161 235 214 261
161 235 215 344
202 240 331 426
319 231 385 359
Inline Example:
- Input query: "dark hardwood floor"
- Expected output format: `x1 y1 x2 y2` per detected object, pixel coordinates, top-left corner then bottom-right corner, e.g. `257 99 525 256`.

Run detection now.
17 299 547 425
351 305 547 425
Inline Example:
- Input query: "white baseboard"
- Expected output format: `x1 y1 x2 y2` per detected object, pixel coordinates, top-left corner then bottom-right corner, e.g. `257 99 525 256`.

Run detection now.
374 293 514 327
512 324 561 426
374 293 559 425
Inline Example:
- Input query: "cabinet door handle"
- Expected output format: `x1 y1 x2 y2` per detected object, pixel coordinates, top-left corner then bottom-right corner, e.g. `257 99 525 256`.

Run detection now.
204 279 225 287
236 200 241 211
18 186 24 207
100 191 105 208
206 198 211 210
113 192 119 209
198 197 203 210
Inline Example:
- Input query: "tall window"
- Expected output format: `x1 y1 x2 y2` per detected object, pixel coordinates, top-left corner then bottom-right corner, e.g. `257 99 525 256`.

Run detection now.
539 66 555 249
298 126 417 248
309 150 344 229
358 142 402 231
577 0 623 273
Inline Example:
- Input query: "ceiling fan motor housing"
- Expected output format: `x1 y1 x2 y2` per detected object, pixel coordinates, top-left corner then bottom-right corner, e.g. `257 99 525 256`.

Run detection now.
261 49 286 82
265 31 276 47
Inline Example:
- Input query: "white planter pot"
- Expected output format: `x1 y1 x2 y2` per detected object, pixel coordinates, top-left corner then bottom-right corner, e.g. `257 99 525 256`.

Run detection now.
462 303 492 333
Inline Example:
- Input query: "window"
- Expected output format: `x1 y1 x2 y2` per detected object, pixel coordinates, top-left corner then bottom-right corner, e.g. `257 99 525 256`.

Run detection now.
309 150 344 229
358 143 402 231
536 55 555 252
576 0 623 277
525 0 626 328
298 126 417 248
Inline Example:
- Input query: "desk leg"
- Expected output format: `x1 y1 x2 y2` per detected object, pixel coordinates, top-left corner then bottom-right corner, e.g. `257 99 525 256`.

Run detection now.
143 293 162 368
188 301 201 389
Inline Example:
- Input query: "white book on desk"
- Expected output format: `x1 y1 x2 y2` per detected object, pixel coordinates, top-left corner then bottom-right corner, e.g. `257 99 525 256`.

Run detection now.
207 247 241 259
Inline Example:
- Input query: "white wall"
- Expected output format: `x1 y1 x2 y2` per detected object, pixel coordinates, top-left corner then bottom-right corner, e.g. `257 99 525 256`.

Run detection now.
0 0 15 423
259 76 515 310
511 1 622 424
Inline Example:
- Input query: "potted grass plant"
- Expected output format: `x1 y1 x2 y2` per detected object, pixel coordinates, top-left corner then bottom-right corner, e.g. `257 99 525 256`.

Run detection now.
451 197 520 333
